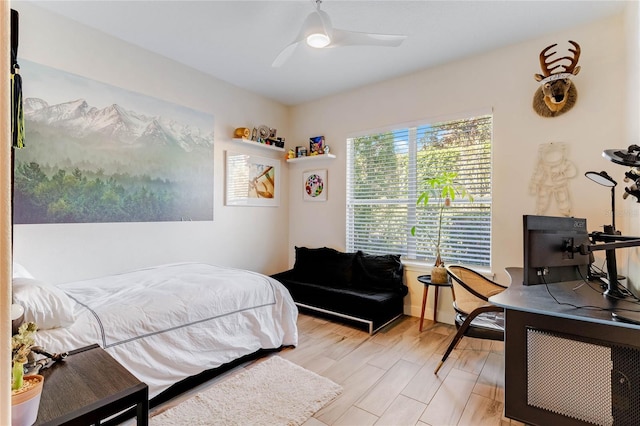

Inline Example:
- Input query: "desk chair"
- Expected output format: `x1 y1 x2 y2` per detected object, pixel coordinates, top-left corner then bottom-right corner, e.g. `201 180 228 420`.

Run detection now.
434 265 507 374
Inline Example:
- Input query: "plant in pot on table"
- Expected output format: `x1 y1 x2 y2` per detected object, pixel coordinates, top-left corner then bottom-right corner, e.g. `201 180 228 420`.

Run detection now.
11 321 44 426
411 171 473 284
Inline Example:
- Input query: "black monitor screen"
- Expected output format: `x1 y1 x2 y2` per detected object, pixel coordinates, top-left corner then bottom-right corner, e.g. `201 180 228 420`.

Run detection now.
523 215 591 285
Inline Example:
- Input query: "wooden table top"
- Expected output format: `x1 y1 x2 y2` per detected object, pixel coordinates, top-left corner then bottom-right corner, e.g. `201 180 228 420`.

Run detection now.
35 344 148 426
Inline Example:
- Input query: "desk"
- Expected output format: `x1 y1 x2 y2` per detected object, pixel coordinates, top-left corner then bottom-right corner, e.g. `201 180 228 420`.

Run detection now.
491 268 640 426
417 275 453 331
35 344 148 426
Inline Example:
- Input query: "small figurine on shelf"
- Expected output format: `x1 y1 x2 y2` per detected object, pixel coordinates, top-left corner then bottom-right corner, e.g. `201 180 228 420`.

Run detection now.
324 145 330 155
296 147 307 157
287 149 295 160
233 128 251 139
310 136 325 155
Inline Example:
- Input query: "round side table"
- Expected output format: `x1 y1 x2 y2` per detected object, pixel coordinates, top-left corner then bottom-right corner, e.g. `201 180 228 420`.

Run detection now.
417 274 454 331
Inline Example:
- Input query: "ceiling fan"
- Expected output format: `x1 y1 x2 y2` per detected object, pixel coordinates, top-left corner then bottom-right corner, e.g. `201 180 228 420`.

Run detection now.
272 0 407 67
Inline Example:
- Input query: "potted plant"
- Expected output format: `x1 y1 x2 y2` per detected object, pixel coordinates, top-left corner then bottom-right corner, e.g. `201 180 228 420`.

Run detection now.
11 321 44 426
411 171 473 283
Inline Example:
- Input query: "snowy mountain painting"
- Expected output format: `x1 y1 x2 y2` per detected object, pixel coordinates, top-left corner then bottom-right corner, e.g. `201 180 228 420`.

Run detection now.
13 60 214 223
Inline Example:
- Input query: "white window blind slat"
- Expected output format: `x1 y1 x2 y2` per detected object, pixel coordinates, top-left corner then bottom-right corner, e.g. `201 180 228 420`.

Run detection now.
347 114 492 267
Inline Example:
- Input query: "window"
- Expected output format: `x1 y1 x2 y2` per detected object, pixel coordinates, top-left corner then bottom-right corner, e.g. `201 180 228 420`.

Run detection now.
346 113 492 267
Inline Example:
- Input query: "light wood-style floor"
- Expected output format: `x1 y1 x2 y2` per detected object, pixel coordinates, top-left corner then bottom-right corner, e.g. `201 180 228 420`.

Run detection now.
143 313 526 426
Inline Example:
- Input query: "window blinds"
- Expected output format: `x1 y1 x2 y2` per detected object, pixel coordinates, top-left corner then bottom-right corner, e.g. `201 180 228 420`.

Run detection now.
346 115 492 267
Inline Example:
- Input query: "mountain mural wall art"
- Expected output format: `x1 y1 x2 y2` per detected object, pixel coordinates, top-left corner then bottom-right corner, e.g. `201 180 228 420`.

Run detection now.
14 60 214 224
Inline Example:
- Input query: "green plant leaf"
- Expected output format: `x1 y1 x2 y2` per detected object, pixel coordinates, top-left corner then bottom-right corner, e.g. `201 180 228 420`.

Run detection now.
413 171 475 263
417 192 429 205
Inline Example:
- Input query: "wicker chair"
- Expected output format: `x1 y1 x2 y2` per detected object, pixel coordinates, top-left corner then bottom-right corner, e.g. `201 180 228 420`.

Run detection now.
434 265 507 374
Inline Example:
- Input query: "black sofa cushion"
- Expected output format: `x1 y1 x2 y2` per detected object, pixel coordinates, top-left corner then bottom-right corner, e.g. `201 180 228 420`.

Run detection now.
280 277 403 328
353 251 405 294
292 246 356 287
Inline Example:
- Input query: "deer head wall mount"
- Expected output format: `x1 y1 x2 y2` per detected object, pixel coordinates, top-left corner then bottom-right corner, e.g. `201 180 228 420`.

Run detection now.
532 40 581 118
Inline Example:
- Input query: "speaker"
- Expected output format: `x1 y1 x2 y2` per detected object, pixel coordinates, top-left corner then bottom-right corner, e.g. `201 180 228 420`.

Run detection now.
611 346 640 424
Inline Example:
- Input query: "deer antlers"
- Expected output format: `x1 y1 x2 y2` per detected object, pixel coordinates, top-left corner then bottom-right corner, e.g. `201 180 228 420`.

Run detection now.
535 40 581 81
564 40 581 74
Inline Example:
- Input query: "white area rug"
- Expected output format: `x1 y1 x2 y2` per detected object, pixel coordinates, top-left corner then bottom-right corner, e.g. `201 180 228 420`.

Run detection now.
151 356 342 425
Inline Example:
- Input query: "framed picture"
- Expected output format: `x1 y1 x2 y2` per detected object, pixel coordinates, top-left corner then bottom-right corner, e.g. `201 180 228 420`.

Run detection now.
225 151 280 206
303 169 327 202
310 136 325 155
14 60 215 224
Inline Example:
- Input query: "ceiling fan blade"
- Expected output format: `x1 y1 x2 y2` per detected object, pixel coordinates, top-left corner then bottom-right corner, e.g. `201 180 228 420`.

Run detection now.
272 39 302 67
272 7 323 67
329 29 407 48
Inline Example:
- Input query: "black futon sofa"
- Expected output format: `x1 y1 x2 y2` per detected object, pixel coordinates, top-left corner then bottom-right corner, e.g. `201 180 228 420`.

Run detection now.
271 247 408 334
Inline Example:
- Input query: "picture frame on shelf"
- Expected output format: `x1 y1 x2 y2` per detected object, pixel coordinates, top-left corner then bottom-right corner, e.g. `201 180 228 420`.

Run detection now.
310 136 325 155
295 146 307 157
303 169 327 202
225 151 281 207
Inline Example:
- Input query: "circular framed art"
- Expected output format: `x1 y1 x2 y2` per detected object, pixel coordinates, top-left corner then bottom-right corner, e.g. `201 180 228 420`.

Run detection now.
303 169 327 202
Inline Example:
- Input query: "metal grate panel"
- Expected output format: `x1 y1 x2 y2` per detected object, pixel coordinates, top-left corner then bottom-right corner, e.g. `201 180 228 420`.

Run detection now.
611 345 640 425
527 329 613 426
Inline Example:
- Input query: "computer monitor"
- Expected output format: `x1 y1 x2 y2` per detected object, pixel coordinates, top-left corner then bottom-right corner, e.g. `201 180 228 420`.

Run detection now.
523 215 591 285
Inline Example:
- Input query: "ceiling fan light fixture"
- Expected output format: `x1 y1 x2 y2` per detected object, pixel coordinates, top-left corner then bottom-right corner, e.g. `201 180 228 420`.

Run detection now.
303 9 331 48
306 32 330 48
271 0 407 67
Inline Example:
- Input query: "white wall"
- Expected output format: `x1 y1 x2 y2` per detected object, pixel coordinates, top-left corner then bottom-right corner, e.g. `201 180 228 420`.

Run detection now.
288 14 631 320
11 2 292 283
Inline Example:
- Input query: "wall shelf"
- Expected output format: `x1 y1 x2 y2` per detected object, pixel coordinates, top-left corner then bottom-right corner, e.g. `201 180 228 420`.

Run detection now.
286 154 336 163
233 138 285 152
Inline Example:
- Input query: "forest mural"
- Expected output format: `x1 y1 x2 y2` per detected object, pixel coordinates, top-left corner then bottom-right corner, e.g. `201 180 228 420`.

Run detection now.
13 60 214 223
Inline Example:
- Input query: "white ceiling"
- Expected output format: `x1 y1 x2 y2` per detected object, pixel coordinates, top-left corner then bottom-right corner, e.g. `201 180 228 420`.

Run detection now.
28 0 627 106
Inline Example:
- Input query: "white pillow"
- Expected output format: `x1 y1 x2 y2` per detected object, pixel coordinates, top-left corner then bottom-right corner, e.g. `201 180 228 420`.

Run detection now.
13 262 35 279
12 278 77 330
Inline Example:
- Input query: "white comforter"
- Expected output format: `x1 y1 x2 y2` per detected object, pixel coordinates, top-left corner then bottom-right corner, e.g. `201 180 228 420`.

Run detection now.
35 263 298 398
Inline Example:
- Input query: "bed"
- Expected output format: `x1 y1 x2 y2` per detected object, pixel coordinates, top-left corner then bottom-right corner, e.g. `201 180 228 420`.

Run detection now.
12 262 299 400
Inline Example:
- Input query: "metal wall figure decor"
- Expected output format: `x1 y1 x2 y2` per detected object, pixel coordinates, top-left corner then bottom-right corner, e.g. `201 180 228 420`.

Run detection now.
529 142 577 216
